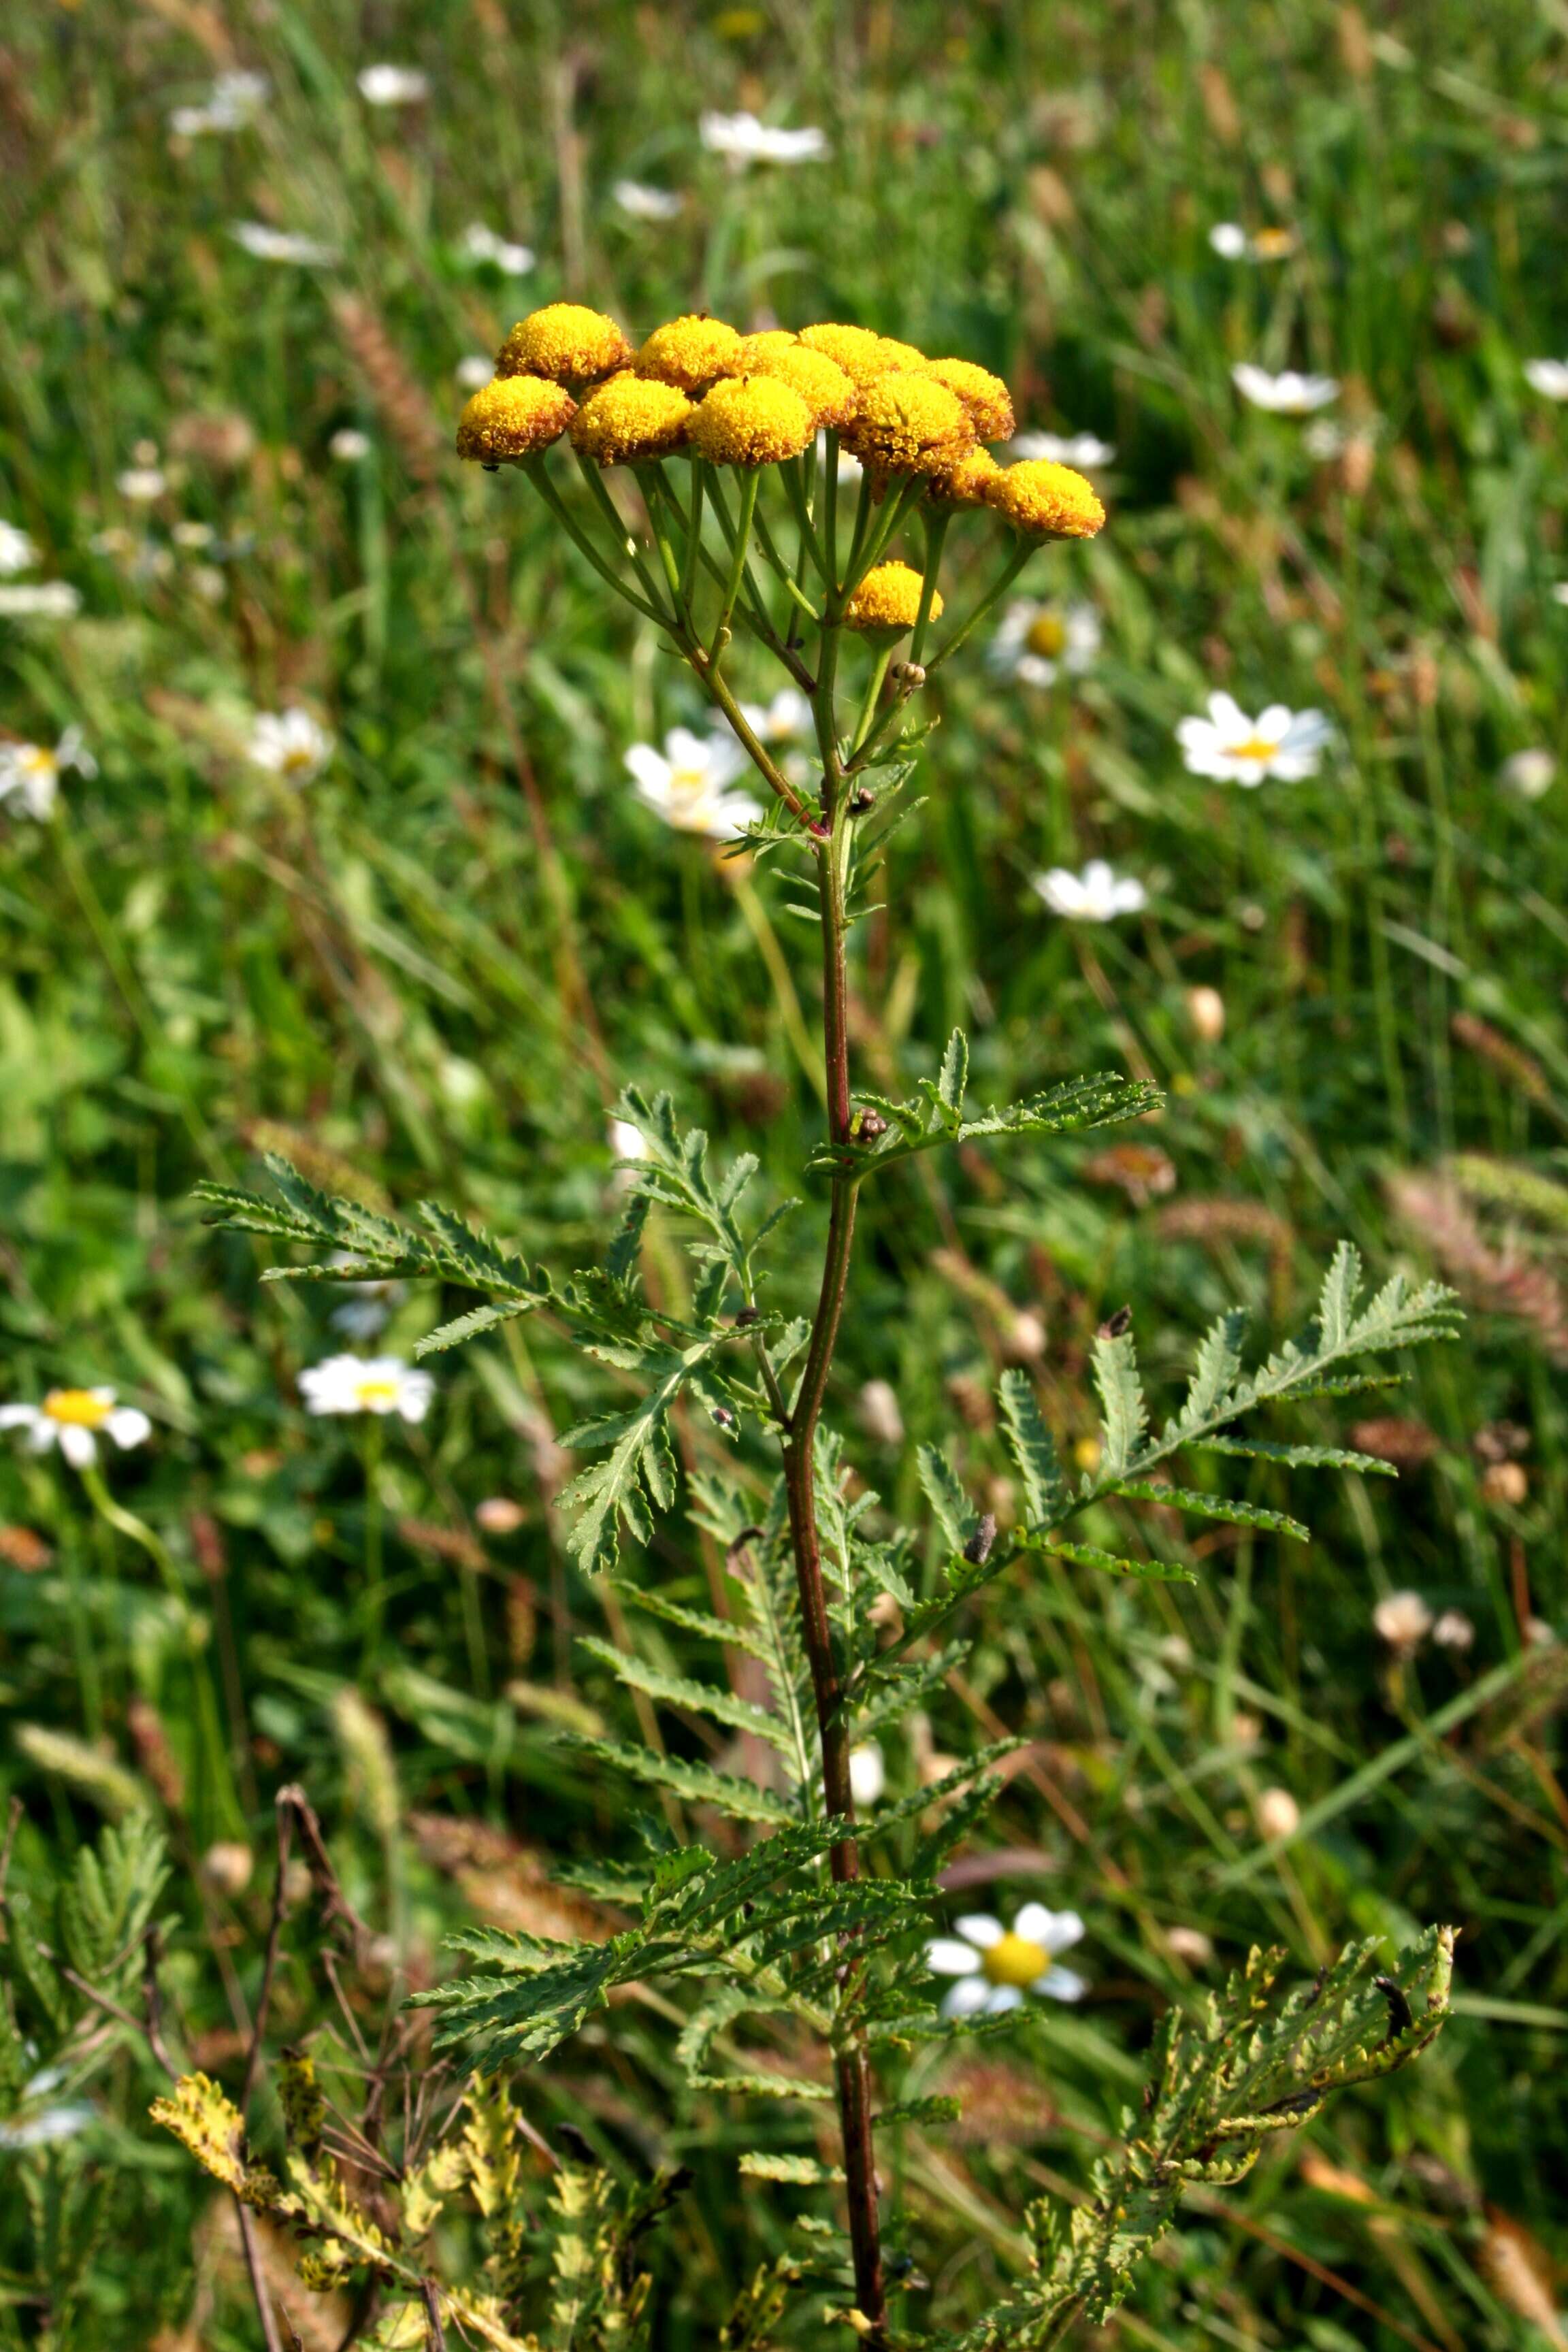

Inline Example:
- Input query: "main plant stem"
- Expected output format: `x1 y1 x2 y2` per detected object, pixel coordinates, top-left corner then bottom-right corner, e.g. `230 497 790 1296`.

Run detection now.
779 772 885 2333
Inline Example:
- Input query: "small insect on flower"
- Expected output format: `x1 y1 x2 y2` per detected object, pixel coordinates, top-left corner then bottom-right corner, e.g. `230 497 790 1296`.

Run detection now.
0 728 95 818
689 375 815 466
926 1906 1088 2018
1177 692 1330 785
798 323 926 388
248 708 333 785
1524 359 1568 402
496 304 633 387
460 223 535 276
983 459 1105 540
0 521 38 574
699 110 829 165
843 562 943 637
1232 363 1340 414
988 599 1100 688
570 376 693 467
613 179 685 221
0 1388 152 1469
840 373 973 476
1010 429 1115 468
635 314 745 394
1032 860 1145 921
624 728 762 840
1209 222 1298 261
455 376 576 466
298 1355 434 1422
357 64 429 105
915 357 1016 443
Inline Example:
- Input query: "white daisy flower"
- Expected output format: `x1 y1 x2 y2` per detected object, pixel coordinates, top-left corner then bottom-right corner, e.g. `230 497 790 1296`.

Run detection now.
248 707 333 784
926 1904 1087 2018
1032 860 1146 921
0 521 37 574
169 69 267 135
1009 429 1116 468
734 687 814 743
1232 363 1339 415
229 222 338 267
614 179 685 221
298 1354 433 1422
1524 359 1568 402
988 599 1101 689
0 581 81 618
0 727 97 819
1499 748 1554 800
849 1740 885 1809
699 110 828 165
1176 691 1330 785
0 1388 153 1470
357 64 429 106
460 223 535 274
1209 223 1298 262
624 727 762 840
455 354 495 390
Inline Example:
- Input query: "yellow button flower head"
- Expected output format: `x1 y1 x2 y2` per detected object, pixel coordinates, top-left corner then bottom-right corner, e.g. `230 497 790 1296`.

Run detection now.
928 446 1003 507
570 374 693 466
634 314 744 393
843 560 943 635
736 336 857 428
983 457 1106 540
496 303 632 385
800 323 926 389
840 372 975 476
455 375 577 464
917 357 1016 443
689 376 816 466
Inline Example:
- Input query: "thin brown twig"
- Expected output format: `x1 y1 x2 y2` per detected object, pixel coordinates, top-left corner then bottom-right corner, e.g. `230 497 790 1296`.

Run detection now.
242 1798 295 2110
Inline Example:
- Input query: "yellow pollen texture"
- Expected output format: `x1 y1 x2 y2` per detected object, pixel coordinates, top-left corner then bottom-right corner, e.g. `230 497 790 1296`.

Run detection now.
983 458 1106 540
354 1379 401 1407
689 376 815 467
928 447 1002 507
917 357 1016 442
569 375 693 466
634 314 744 393
1026 614 1067 657
495 304 632 384
841 372 975 476
455 375 577 464
981 1933 1048 1988
799 323 926 388
43 1388 114 1429
843 561 942 634
736 340 857 428
1227 735 1282 760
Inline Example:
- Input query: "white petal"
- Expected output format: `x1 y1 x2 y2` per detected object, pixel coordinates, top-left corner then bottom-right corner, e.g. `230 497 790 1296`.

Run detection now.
940 1975 994 2018
1030 1906 1085 1953
1034 1964 1088 2002
26 1419 60 1453
926 1938 982 1976
623 744 670 796
985 1984 1026 2013
1012 1904 1058 1946
953 1913 1003 1948
58 1424 98 1467
0 1405 42 1431
1207 691 1248 735
105 1408 152 1449
1255 704 1293 740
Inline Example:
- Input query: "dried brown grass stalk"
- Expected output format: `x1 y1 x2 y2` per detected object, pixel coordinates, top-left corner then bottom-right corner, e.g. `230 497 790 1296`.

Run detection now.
1387 1171 1568 1363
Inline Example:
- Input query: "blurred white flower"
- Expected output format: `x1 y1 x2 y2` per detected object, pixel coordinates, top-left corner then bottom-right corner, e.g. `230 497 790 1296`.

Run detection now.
0 727 96 819
0 521 37 574
0 1388 152 1470
298 1354 433 1422
230 221 338 267
1554 583 1568 606
849 1740 885 1808
926 1905 1086 2018
1524 358 1568 402
1177 692 1330 785
329 427 372 461
988 598 1100 689
608 1116 647 1162
172 520 214 549
734 687 814 743
1164 1924 1215 1966
1499 748 1554 800
0 2102 96 2150
1256 1786 1300 1841
614 179 684 220
455 355 495 390
169 69 267 135
1032 860 1145 921
1186 984 1226 1043
475 1495 525 1534
248 707 333 783
116 467 167 502
700 110 828 165
0 581 81 618
1209 222 1297 261
1009 429 1115 468
855 1378 904 1448
1232 363 1339 414
1373 1589 1434 1654
461 223 535 274
358 64 429 106
1433 1608 1475 1652
624 727 762 840
327 1252 406 1341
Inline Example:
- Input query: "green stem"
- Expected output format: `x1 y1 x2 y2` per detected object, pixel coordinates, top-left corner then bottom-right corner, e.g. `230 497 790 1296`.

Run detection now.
360 1416 386 1673
924 536 1034 676
909 510 950 668
824 429 842 590
708 468 761 666
570 448 677 623
522 458 668 625
849 643 894 760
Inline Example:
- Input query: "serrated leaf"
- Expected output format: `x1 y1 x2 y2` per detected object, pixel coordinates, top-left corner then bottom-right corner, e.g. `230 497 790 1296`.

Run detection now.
811 1071 1160 1178
1105 1481 1309 1542
414 1301 534 1358
998 1369 1067 1526
1030 1535 1196 1584
576 1635 799 1759
559 1735 796 1827
1090 1327 1147 1476
613 1581 774 1665
916 1443 978 1553
1191 1437 1397 1475
938 1028 969 1120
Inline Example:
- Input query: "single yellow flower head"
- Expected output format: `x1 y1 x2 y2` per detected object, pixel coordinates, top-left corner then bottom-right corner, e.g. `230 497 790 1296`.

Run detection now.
917 357 1016 443
689 375 816 466
569 374 693 466
799 323 926 388
455 374 577 465
843 559 943 635
840 372 975 476
927 446 1003 508
983 457 1107 540
634 313 744 393
736 338 857 428
495 303 632 385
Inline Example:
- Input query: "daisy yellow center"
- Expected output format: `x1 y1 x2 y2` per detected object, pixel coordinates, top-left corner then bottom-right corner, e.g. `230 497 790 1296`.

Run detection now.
1026 615 1067 658
43 1388 114 1429
1227 734 1281 761
20 748 57 778
281 746 316 773
353 1378 401 1407
981 1931 1049 1988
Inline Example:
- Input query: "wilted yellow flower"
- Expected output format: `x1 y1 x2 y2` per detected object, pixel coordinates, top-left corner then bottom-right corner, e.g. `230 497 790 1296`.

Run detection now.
928 446 1002 507
496 303 632 385
983 458 1106 540
570 374 693 466
917 357 1016 442
800 323 926 387
736 337 858 428
455 374 577 464
843 560 943 634
841 372 974 476
689 376 816 466
634 314 743 392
